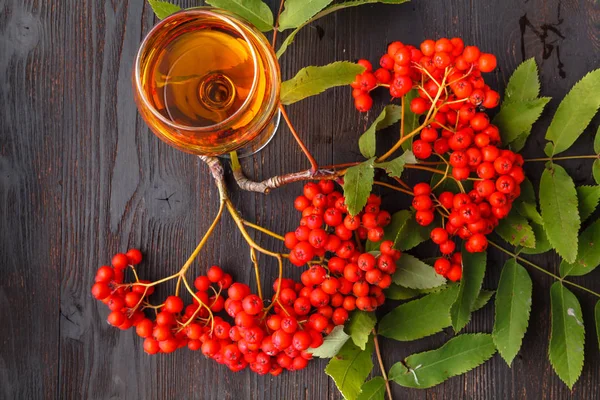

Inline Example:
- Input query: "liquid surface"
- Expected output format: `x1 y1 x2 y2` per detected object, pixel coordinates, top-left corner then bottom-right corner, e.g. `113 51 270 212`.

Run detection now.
149 27 257 127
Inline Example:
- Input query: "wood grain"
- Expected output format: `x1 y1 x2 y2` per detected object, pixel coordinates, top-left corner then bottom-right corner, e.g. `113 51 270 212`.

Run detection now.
1 0 599 399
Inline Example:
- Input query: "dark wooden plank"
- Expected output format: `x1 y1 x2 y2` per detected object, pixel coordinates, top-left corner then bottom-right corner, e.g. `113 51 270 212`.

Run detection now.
1 0 600 399
0 0 64 398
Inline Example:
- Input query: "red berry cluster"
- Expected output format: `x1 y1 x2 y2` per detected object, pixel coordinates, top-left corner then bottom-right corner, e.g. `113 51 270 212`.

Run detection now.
350 37 498 112
91 251 371 375
285 181 400 311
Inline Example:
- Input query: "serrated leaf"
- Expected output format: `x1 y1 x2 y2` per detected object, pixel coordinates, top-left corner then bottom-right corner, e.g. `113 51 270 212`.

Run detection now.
379 286 459 341
343 158 375 216
326 337 374 400
393 254 446 289
492 259 532 366
383 284 420 300
510 130 530 152
308 325 350 358
395 212 435 251
595 126 600 154
549 282 585 389
401 89 420 152
519 178 537 204
594 160 600 185
521 222 553 255
376 151 416 178
365 210 411 252
379 286 492 342
450 245 487 332
366 210 433 252
347 311 376 350
148 0 181 19
595 301 600 351
388 334 496 389
577 185 600 222
505 58 540 103
278 0 333 30
205 0 274 32
357 377 386 400
544 69 600 156
276 0 409 58
280 61 365 105
559 218 600 277
496 210 536 248
493 97 550 144
359 105 402 158
539 163 580 263
516 201 544 226
472 289 494 311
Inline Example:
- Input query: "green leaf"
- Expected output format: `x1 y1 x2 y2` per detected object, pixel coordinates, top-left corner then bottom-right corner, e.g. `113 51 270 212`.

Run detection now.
549 282 585 389
395 212 435 251
401 89 421 152
495 210 536 248
510 130 530 152
378 286 460 341
376 151 416 178
595 126 600 154
357 377 386 400
492 259 532 366
539 163 580 263
472 289 494 311
280 61 365 105
450 246 487 332
577 185 600 222
205 0 274 32
521 222 553 255
519 178 537 204
393 254 446 289
326 337 374 400
366 210 433 252
358 105 402 158
516 201 544 226
148 0 181 19
347 311 376 350
559 218 600 277
383 284 420 300
388 334 496 389
504 58 540 103
276 0 409 58
594 301 600 349
278 0 334 30
493 97 550 144
343 158 375 216
594 160 600 185
365 210 411 252
307 325 350 358
544 69 600 156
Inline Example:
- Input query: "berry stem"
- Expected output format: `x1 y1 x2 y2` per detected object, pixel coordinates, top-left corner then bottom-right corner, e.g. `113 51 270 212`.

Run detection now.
488 241 600 298
243 220 286 241
377 69 449 163
373 330 393 400
373 180 414 196
524 155 598 162
271 0 285 48
250 248 264 300
400 95 405 139
280 104 319 173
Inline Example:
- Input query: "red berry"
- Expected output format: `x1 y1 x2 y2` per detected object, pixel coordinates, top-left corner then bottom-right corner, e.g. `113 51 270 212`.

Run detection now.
111 253 129 270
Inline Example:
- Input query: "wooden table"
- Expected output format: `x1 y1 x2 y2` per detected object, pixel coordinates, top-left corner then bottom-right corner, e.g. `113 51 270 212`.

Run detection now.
1 0 599 398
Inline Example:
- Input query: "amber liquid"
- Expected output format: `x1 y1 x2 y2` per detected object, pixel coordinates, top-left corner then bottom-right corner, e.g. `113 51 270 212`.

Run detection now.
135 9 279 155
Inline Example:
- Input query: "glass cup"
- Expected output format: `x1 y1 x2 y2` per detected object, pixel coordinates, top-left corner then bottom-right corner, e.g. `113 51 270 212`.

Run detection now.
133 7 281 157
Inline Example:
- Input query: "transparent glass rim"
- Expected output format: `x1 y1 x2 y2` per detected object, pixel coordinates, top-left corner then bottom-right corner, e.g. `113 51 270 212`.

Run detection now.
133 7 260 133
